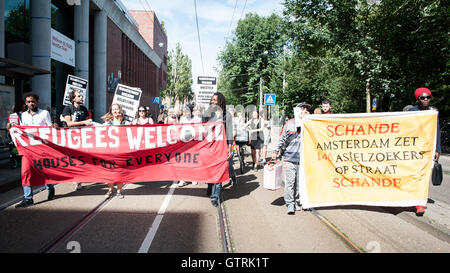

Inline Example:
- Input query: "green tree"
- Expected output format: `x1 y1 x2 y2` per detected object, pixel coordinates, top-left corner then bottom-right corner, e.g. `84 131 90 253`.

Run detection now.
161 43 193 107
217 13 285 107
282 0 376 114
219 0 449 122
282 0 449 120
369 0 449 118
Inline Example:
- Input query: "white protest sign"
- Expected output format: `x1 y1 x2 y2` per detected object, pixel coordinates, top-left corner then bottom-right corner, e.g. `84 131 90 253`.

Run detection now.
63 75 88 106
294 107 303 128
112 84 142 122
195 76 217 107
8 113 20 125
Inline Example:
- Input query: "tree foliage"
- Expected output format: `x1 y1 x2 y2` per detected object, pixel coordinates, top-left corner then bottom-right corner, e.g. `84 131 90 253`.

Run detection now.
218 0 449 122
161 43 193 106
217 13 285 107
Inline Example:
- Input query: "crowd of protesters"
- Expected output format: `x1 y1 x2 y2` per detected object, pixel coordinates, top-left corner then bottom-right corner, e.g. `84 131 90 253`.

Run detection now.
5 87 442 217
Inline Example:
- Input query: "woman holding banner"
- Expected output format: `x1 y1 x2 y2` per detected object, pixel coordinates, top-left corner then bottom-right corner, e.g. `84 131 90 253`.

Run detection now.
203 92 235 206
133 106 154 125
165 108 178 124
406 87 441 217
101 103 129 199
178 106 196 187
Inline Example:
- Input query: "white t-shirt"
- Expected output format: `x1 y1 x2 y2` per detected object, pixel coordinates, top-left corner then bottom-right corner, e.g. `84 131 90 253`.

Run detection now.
192 115 202 123
21 109 52 126
179 116 193 124
104 119 130 125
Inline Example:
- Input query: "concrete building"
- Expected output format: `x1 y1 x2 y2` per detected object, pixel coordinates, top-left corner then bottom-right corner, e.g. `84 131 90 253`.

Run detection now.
0 0 167 126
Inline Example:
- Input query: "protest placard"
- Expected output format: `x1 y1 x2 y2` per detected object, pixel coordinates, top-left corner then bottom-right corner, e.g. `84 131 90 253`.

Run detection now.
112 84 142 122
62 75 88 106
299 111 437 208
8 113 20 126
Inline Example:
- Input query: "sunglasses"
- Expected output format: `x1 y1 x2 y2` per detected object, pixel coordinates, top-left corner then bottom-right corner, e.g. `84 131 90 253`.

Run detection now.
419 96 431 100
139 110 146 112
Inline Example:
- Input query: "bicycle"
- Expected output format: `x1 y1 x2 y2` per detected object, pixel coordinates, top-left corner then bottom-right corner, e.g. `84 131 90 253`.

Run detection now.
9 141 21 169
235 129 250 174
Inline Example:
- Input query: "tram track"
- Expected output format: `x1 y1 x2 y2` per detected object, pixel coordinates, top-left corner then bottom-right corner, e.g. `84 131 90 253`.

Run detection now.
39 185 120 253
308 208 365 253
218 196 233 253
3 180 364 253
38 182 232 253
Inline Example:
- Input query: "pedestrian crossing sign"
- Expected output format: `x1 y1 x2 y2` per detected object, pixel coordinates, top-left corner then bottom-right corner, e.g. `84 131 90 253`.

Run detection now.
264 94 276 105
152 97 160 104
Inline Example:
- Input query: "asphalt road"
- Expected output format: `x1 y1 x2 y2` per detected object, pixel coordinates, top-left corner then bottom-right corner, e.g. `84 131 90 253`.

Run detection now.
0 124 448 254
0 155 449 254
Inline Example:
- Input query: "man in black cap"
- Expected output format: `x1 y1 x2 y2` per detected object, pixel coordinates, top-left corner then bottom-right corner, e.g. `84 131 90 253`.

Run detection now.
272 102 310 214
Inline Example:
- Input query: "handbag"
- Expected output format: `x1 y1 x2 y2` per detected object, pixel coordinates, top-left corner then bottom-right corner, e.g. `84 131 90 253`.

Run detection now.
264 159 283 191
235 129 249 144
432 161 443 186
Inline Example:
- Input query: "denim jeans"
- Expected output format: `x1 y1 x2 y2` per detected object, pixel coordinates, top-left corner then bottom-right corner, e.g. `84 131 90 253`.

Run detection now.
23 184 54 200
210 152 235 204
210 183 222 204
284 161 300 207
228 151 235 177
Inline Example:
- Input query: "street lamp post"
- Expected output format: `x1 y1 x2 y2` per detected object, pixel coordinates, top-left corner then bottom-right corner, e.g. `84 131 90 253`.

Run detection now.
260 50 269 110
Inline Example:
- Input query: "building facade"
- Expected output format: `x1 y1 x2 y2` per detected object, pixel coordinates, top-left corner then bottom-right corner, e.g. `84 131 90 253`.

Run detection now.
0 0 167 126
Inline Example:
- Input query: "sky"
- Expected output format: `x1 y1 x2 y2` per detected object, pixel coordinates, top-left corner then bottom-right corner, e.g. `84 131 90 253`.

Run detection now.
120 0 284 80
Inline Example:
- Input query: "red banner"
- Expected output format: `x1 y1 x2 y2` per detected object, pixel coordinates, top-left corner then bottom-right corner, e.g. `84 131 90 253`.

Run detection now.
10 122 229 186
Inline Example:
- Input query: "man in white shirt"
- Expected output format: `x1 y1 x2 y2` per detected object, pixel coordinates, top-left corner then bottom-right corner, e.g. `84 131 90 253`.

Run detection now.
21 107 52 126
15 93 57 208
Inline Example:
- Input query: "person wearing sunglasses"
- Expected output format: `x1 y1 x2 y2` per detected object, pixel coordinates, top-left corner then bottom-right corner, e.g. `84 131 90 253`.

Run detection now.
406 87 441 217
133 106 154 125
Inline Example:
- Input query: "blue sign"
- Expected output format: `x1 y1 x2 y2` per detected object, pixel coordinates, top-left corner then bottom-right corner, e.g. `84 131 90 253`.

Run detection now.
152 97 160 104
264 94 276 105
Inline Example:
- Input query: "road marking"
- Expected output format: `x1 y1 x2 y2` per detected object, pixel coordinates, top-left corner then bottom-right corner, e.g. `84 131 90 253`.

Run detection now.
138 181 177 253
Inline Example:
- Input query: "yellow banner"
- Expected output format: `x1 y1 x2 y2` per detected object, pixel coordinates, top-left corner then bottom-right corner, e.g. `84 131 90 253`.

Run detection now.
299 111 437 208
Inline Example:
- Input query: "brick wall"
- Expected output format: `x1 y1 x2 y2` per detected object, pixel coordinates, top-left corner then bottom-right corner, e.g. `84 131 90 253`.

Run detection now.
107 18 159 118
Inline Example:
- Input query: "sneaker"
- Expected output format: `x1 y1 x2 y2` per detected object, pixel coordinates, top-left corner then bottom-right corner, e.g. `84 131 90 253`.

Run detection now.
116 190 124 199
192 182 198 185
295 203 302 211
48 188 55 200
15 198 34 208
177 181 187 187
211 199 219 207
75 183 82 191
287 205 295 215
415 206 426 216
104 190 113 199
